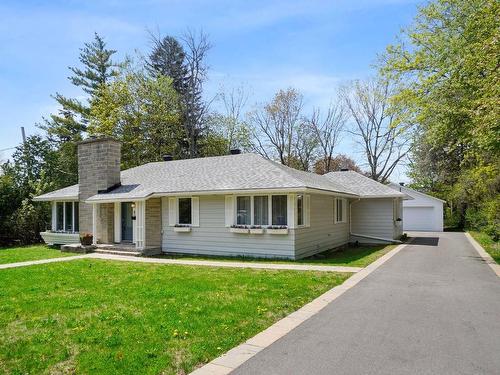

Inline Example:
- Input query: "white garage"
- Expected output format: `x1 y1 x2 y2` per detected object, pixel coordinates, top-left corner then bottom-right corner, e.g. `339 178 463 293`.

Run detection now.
389 184 445 232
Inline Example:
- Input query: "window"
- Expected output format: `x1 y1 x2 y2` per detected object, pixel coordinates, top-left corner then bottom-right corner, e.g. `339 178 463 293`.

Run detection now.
56 202 64 230
253 196 268 225
178 198 192 224
335 198 346 223
297 194 304 226
272 195 287 226
74 202 79 232
65 202 73 231
237 196 251 225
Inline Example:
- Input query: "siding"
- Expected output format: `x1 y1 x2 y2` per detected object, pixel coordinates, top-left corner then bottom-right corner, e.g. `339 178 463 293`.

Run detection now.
97 203 114 243
294 194 349 259
350 198 396 243
145 198 162 247
161 195 295 259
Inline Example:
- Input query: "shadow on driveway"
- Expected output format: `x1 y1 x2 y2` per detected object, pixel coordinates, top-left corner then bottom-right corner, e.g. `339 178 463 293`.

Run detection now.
410 236 440 246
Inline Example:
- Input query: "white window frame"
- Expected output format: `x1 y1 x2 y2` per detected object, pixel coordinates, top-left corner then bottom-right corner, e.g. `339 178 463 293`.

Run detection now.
233 194 289 227
334 198 347 224
54 201 78 232
297 194 305 227
177 197 193 225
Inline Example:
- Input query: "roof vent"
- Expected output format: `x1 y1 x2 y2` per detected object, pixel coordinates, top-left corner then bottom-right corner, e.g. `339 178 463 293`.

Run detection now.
399 182 405 186
162 154 173 161
340 168 349 172
230 149 241 155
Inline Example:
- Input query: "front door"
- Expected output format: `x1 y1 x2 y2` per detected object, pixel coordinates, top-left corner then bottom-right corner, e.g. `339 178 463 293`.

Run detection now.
121 202 133 242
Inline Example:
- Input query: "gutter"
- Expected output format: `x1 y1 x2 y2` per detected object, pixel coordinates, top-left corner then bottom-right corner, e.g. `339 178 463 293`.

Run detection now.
348 198 402 244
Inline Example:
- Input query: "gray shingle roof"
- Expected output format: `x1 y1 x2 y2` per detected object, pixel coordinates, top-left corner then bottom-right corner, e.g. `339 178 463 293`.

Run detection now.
86 153 357 202
33 184 79 201
324 171 405 198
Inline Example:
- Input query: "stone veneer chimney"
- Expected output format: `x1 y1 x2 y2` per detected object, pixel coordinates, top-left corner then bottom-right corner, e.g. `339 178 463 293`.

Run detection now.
77 137 121 234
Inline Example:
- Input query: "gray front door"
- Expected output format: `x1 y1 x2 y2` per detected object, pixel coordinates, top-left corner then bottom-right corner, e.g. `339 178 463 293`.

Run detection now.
121 202 133 242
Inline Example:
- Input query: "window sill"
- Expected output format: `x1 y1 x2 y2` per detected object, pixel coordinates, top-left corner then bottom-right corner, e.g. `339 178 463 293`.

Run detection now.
267 228 289 235
249 228 265 234
230 227 249 234
174 226 191 233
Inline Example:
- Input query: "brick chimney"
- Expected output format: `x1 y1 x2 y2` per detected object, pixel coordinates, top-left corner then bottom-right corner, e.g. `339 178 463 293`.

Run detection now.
77 137 121 234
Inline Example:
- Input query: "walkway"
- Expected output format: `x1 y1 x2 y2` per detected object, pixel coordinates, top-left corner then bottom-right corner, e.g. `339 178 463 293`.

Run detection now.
230 232 500 375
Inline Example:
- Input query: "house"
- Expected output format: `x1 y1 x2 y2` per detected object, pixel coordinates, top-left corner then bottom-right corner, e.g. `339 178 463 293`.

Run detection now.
34 137 405 259
389 183 445 232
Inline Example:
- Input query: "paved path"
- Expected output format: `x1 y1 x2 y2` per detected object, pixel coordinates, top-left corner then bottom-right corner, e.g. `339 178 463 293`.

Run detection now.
0 254 92 269
232 232 500 375
0 252 361 273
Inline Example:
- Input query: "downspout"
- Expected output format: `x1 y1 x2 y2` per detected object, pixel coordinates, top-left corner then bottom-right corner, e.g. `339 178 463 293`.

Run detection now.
349 198 402 244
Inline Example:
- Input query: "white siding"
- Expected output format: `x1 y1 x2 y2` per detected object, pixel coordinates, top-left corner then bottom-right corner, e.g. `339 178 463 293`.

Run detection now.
350 198 397 243
161 195 295 259
294 194 349 259
401 187 444 231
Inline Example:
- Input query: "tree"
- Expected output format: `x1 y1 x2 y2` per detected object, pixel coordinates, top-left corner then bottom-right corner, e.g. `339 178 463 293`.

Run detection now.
181 30 213 158
340 78 411 182
203 84 252 155
308 101 347 173
147 34 188 95
249 88 305 167
314 154 362 175
89 70 182 169
146 30 212 158
381 0 500 232
40 33 121 186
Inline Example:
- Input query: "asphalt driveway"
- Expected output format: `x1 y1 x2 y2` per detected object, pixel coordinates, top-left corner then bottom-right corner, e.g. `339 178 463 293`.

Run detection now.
233 232 500 375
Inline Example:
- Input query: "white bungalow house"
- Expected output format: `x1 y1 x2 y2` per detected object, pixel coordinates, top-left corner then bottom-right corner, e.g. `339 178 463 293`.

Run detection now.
389 183 445 232
34 137 405 259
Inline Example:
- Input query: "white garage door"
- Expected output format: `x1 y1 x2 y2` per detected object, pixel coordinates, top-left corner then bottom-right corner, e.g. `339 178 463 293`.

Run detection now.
403 207 436 231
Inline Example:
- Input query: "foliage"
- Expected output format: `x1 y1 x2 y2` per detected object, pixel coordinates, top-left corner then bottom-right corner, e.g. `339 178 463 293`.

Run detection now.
381 0 499 230
0 136 56 245
0 258 347 374
340 78 412 182
469 231 500 263
314 154 362 175
89 70 182 169
40 32 122 187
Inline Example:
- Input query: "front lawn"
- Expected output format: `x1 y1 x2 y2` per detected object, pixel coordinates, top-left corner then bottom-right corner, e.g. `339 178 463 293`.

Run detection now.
159 244 396 268
469 231 500 263
0 245 73 265
0 259 348 374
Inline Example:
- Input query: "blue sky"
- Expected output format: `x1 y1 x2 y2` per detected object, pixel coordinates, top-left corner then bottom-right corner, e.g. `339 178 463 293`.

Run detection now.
0 0 420 180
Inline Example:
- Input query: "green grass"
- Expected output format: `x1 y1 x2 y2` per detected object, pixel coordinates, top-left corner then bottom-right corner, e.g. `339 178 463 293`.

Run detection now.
469 231 500 264
0 259 349 374
0 245 74 265
158 244 396 268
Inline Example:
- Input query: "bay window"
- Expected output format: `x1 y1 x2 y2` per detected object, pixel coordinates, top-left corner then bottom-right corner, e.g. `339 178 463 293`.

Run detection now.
272 195 287 226
54 201 79 232
253 196 268 225
237 196 251 225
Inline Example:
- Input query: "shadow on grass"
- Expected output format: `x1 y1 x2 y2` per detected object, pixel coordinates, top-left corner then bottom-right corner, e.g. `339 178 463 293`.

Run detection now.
155 244 393 268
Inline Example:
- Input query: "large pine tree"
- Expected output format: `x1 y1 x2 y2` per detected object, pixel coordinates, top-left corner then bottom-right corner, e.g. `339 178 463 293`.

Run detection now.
40 32 120 186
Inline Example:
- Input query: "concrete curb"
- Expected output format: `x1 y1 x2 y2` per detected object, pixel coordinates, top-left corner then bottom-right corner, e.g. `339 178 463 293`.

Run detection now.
0 254 93 270
189 241 410 375
465 232 500 277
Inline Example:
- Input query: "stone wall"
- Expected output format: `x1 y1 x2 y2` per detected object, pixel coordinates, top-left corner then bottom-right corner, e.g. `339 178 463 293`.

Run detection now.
145 198 162 247
77 137 121 234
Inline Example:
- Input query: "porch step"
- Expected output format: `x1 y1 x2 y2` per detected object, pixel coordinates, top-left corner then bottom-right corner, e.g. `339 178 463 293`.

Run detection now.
94 249 142 257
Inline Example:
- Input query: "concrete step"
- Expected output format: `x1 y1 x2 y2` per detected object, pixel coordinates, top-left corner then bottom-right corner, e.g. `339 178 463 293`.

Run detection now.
94 249 141 257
